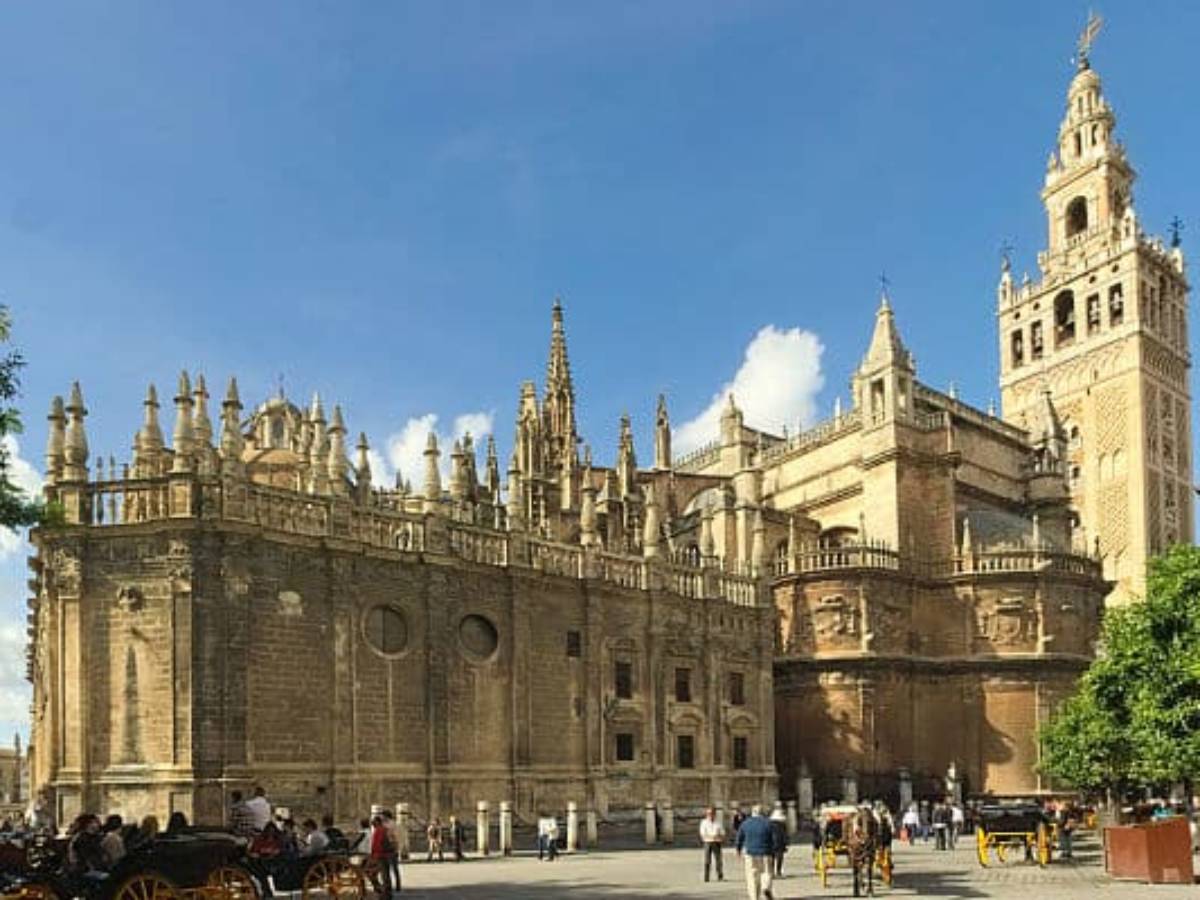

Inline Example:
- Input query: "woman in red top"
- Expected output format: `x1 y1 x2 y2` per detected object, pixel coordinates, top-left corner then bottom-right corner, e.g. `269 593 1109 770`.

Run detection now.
369 816 396 899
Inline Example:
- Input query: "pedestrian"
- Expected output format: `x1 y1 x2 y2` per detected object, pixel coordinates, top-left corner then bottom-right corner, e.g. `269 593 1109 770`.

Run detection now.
300 818 328 856
932 802 949 850
380 809 402 888
425 818 444 862
734 804 778 900
950 802 964 850
1059 805 1076 859
246 785 272 832
536 813 559 861
731 806 747 837
100 815 126 867
369 815 395 900
228 791 255 836
698 807 725 882
768 808 788 877
448 815 465 861
901 805 919 846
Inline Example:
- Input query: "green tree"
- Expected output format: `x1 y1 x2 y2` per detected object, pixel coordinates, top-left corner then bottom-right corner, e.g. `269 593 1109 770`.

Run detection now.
0 306 44 528
1039 544 1200 809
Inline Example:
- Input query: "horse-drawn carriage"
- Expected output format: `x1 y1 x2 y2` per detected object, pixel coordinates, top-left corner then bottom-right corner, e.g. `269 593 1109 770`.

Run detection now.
974 803 1051 867
813 805 893 896
0 829 366 900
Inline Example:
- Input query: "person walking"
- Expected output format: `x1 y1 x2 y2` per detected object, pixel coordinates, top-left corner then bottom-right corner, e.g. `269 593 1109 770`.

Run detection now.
698 807 725 882
426 818 444 862
369 815 395 900
536 814 559 861
901 805 919 846
950 802 964 850
734 805 778 900
932 802 949 851
768 808 788 877
246 786 272 832
448 815 465 862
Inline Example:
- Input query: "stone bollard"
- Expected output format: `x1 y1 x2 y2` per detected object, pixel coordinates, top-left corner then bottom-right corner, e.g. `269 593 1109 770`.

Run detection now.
395 803 411 861
566 802 579 852
785 800 798 838
660 799 674 844
644 801 657 845
476 801 490 856
586 807 598 848
499 801 513 856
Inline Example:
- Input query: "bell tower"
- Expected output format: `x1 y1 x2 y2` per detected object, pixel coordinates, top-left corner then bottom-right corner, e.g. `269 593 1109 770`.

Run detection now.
998 18 1191 603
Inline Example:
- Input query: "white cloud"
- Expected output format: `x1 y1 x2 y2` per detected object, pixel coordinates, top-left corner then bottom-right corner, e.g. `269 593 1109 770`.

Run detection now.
0 620 29 732
0 436 42 559
674 325 825 455
368 411 495 490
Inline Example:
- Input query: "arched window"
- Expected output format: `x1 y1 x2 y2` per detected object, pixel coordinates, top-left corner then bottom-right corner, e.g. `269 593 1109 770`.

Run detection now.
1066 197 1088 238
1054 291 1076 347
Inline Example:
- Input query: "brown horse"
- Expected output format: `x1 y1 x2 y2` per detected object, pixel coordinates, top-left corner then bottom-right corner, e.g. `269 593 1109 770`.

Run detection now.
845 807 879 897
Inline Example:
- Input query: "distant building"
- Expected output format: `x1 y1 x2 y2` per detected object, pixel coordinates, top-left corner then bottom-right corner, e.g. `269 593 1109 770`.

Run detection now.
25 33 1185 822
0 734 25 810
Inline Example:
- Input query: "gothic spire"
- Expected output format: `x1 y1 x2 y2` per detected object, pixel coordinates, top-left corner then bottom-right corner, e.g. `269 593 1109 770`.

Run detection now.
219 377 245 474
171 372 195 474
423 431 442 507
327 405 349 494
45 395 65 486
355 431 372 498
63 382 89 482
542 299 578 472
654 394 671 470
860 293 914 373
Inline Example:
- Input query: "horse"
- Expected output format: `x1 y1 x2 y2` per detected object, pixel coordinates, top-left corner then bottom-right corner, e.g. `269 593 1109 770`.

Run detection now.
845 806 879 897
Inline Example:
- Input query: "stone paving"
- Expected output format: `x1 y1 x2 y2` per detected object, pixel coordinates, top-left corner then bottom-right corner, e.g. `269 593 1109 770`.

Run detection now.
393 832 1198 899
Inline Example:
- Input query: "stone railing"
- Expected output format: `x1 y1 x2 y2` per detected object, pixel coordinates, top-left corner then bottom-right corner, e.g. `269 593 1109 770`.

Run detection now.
47 475 775 609
673 440 722 474
759 409 862 465
913 385 1027 442
776 541 1102 582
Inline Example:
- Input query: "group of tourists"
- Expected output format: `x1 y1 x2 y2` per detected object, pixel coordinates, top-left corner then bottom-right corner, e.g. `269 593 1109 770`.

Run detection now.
899 799 966 849
694 804 790 900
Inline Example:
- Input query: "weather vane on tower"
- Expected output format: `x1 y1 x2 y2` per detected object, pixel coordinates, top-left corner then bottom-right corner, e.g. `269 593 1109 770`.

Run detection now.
1076 10 1104 69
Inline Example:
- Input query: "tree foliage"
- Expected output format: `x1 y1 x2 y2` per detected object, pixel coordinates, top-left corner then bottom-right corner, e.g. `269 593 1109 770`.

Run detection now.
0 305 44 529
1039 544 1200 795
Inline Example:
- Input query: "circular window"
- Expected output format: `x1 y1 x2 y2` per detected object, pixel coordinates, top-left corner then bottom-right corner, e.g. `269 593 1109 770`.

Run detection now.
458 614 499 661
363 606 409 657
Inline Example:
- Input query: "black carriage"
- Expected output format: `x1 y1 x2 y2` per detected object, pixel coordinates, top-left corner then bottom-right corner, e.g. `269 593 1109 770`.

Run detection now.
974 803 1051 867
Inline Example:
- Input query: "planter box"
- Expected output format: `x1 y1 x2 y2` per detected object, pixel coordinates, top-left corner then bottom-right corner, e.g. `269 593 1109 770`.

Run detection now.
1104 817 1194 884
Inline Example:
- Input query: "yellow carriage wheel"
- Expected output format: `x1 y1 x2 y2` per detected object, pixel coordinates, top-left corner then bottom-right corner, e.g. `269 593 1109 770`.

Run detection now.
816 842 829 887
206 866 260 900
975 826 989 868
112 873 182 900
1036 824 1051 867
301 858 364 900
878 846 894 885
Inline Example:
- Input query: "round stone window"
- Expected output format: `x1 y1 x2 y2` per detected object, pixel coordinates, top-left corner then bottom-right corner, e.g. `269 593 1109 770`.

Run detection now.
363 605 409 658
458 614 499 661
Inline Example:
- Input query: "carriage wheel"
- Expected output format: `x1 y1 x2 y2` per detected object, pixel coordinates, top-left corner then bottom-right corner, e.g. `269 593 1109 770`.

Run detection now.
206 866 260 900
301 858 364 900
995 840 1008 864
112 872 182 900
975 827 989 868
1036 825 1051 867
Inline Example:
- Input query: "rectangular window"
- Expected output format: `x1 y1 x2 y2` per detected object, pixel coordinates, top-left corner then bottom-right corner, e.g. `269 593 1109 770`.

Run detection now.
732 736 749 770
1086 294 1101 334
566 630 582 658
1030 321 1044 360
674 667 691 703
615 732 635 762
729 672 746 706
676 735 695 770
614 661 633 699
1109 283 1124 325
1010 329 1024 368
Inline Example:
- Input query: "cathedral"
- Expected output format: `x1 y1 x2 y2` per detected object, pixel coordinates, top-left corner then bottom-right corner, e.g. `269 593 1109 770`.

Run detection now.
25 40 1188 825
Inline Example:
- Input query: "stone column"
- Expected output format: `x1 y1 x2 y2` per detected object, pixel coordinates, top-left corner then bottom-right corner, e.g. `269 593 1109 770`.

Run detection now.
897 768 913 812
499 801 513 856
785 800 798 838
476 801 489 856
797 773 814 814
841 770 858 805
586 806 599 848
395 803 411 861
566 801 579 852
644 801 657 845
660 799 674 844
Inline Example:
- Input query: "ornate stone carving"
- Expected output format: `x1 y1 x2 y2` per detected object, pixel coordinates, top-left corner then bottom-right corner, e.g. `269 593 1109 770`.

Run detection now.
115 585 145 612
812 594 859 639
976 597 1036 646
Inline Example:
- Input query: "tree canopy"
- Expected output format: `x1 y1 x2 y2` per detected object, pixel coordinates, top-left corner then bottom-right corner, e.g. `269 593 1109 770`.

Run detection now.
1039 544 1200 797
0 305 44 529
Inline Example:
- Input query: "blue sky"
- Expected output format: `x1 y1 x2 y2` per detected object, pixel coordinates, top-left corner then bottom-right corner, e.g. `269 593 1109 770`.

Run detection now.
1 2 1198 739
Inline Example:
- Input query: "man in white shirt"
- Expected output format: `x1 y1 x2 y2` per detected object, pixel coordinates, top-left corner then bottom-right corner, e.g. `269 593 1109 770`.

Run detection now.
537 815 559 861
699 807 726 882
245 785 272 832
950 804 965 850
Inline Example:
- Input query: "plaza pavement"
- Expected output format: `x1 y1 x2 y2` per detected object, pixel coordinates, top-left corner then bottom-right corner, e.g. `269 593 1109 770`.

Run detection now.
394 831 1198 899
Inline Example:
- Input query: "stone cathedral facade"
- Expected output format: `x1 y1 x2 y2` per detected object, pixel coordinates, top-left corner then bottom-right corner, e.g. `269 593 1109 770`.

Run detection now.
25 47 1186 824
